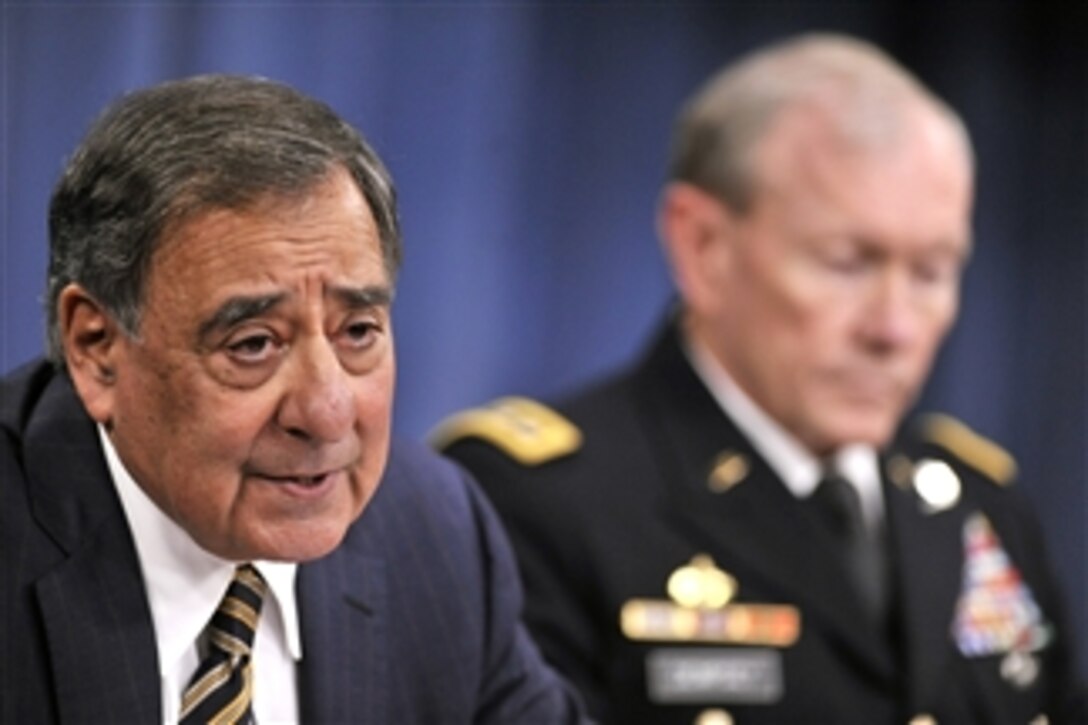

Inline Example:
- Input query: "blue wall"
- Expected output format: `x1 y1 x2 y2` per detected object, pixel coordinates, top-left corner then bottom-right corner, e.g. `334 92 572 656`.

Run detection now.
3 3 1084 661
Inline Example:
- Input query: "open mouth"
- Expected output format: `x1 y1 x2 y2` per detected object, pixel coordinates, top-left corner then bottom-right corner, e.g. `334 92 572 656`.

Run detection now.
286 474 328 487
245 457 357 494
262 471 334 488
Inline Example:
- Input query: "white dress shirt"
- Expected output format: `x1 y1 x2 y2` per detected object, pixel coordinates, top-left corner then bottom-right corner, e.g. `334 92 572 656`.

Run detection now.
99 427 302 724
684 336 885 532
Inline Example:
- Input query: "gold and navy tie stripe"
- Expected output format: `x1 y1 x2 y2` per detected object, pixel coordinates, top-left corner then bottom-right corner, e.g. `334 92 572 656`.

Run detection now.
180 564 267 725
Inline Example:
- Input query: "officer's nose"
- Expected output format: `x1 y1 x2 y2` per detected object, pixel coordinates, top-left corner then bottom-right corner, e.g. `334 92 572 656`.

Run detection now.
859 269 923 353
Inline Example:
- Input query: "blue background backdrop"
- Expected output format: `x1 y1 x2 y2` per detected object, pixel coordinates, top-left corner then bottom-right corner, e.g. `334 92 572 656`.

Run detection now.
3 2 1085 663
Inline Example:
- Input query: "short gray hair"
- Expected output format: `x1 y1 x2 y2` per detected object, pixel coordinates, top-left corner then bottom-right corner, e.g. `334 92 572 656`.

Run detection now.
47 74 401 364
669 32 972 212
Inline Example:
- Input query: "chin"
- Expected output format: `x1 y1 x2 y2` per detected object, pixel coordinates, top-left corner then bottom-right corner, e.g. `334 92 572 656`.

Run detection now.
207 517 350 563
841 419 898 449
264 523 353 562
816 407 900 451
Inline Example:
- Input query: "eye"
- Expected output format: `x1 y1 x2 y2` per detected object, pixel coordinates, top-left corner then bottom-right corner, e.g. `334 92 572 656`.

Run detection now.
827 257 863 273
225 332 282 364
912 256 962 287
821 250 867 275
811 239 869 276
912 264 941 285
340 318 381 351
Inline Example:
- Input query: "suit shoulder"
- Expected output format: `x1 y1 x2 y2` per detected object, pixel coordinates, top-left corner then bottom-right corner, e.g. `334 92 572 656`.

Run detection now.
387 436 463 478
910 412 1018 486
1 359 58 437
430 396 582 467
363 438 485 535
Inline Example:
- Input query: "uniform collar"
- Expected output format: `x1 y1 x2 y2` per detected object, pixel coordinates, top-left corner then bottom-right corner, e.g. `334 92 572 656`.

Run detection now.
683 335 884 528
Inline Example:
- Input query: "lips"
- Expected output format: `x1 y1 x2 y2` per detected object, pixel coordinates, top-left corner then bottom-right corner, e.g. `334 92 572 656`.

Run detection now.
247 467 346 490
267 473 329 487
830 369 904 400
244 452 358 493
246 469 347 501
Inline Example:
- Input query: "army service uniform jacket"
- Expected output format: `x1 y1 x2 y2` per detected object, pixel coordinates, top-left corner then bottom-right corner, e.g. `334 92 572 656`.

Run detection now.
437 320 1085 725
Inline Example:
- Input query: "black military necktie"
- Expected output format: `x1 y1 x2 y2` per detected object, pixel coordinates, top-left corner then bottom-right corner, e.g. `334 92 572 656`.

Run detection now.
811 471 888 625
180 564 268 725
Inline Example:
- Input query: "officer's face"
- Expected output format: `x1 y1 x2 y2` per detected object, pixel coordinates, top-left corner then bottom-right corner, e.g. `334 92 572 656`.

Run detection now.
696 101 972 455
81 169 395 561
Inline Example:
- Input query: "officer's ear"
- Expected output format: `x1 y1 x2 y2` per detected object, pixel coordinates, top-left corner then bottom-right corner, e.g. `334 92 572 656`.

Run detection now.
657 181 738 315
58 283 125 426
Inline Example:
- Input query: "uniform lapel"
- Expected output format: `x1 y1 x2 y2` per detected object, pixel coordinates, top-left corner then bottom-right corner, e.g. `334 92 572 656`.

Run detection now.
661 436 897 680
884 473 966 711
26 374 160 723
633 323 896 681
297 537 388 724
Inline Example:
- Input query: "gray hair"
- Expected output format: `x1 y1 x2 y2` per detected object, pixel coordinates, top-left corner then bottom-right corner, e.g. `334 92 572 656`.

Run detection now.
669 32 973 212
46 74 401 364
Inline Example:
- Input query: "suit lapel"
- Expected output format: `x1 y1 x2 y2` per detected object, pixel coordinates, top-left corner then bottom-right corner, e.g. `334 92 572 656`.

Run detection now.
884 473 966 711
632 322 896 680
35 528 161 723
297 537 387 724
26 374 160 723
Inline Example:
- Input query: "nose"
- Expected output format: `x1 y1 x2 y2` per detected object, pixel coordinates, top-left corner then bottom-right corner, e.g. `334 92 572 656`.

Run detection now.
277 338 356 443
859 270 923 353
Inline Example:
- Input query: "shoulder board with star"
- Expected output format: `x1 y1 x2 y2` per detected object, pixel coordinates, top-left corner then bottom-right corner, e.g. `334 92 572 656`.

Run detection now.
916 412 1018 486
430 396 583 466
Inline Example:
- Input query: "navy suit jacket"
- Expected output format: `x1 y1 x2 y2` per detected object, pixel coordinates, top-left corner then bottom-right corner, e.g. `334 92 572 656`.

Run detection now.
1 361 585 724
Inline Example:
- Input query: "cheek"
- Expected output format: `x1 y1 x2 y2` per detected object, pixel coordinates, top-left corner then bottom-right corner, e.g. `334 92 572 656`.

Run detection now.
207 405 274 456
747 256 821 324
354 362 395 433
111 357 196 458
755 284 832 359
349 366 395 502
925 299 959 347
174 385 284 484
906 321 951 375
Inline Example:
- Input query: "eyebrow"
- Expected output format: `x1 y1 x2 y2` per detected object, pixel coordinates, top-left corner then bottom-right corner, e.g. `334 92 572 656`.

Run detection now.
198 293 288 340
330 284 394 310
197 285 394 341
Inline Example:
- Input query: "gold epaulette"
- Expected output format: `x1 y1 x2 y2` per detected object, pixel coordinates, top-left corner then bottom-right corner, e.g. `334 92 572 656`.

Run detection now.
429 396 582 466
917 413 1018 486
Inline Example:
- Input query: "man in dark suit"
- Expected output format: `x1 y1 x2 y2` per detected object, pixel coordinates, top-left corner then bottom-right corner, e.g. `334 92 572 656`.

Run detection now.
0 74 585 724
436 34 1086 724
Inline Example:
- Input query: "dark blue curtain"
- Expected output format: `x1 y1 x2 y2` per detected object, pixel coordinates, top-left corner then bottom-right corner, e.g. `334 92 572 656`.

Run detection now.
3 3 1084 659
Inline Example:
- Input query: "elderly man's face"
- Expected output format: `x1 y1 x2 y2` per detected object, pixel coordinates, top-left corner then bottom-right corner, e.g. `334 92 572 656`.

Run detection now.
99 170 394 561
695 103 973 455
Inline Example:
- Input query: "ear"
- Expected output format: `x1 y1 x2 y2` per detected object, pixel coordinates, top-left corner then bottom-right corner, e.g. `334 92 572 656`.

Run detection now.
57 284 126 426
657 181 738 314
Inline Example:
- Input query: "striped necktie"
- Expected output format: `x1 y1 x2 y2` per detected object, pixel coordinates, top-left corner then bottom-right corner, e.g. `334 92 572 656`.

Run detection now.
180 564 268 725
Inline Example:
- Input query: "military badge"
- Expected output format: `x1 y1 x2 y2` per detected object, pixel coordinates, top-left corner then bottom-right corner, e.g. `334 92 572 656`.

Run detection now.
625 555 795 705
645 647 784 704
951 513 1051 659
911 458 961 512
621 555 800 646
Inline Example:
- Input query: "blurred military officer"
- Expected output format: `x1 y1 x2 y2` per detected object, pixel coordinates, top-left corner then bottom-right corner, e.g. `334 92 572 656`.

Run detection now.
435 33 1086 724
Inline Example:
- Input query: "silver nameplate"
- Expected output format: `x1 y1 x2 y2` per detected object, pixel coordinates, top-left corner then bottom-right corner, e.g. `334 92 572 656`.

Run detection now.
646 647 784 704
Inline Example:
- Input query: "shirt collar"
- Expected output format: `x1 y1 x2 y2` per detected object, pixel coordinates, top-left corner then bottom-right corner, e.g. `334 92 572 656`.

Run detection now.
98 426 303 677
683 335 884 527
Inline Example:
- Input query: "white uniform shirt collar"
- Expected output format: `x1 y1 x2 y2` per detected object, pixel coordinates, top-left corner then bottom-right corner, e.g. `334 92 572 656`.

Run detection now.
683 335 884 528
98 426 302 722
